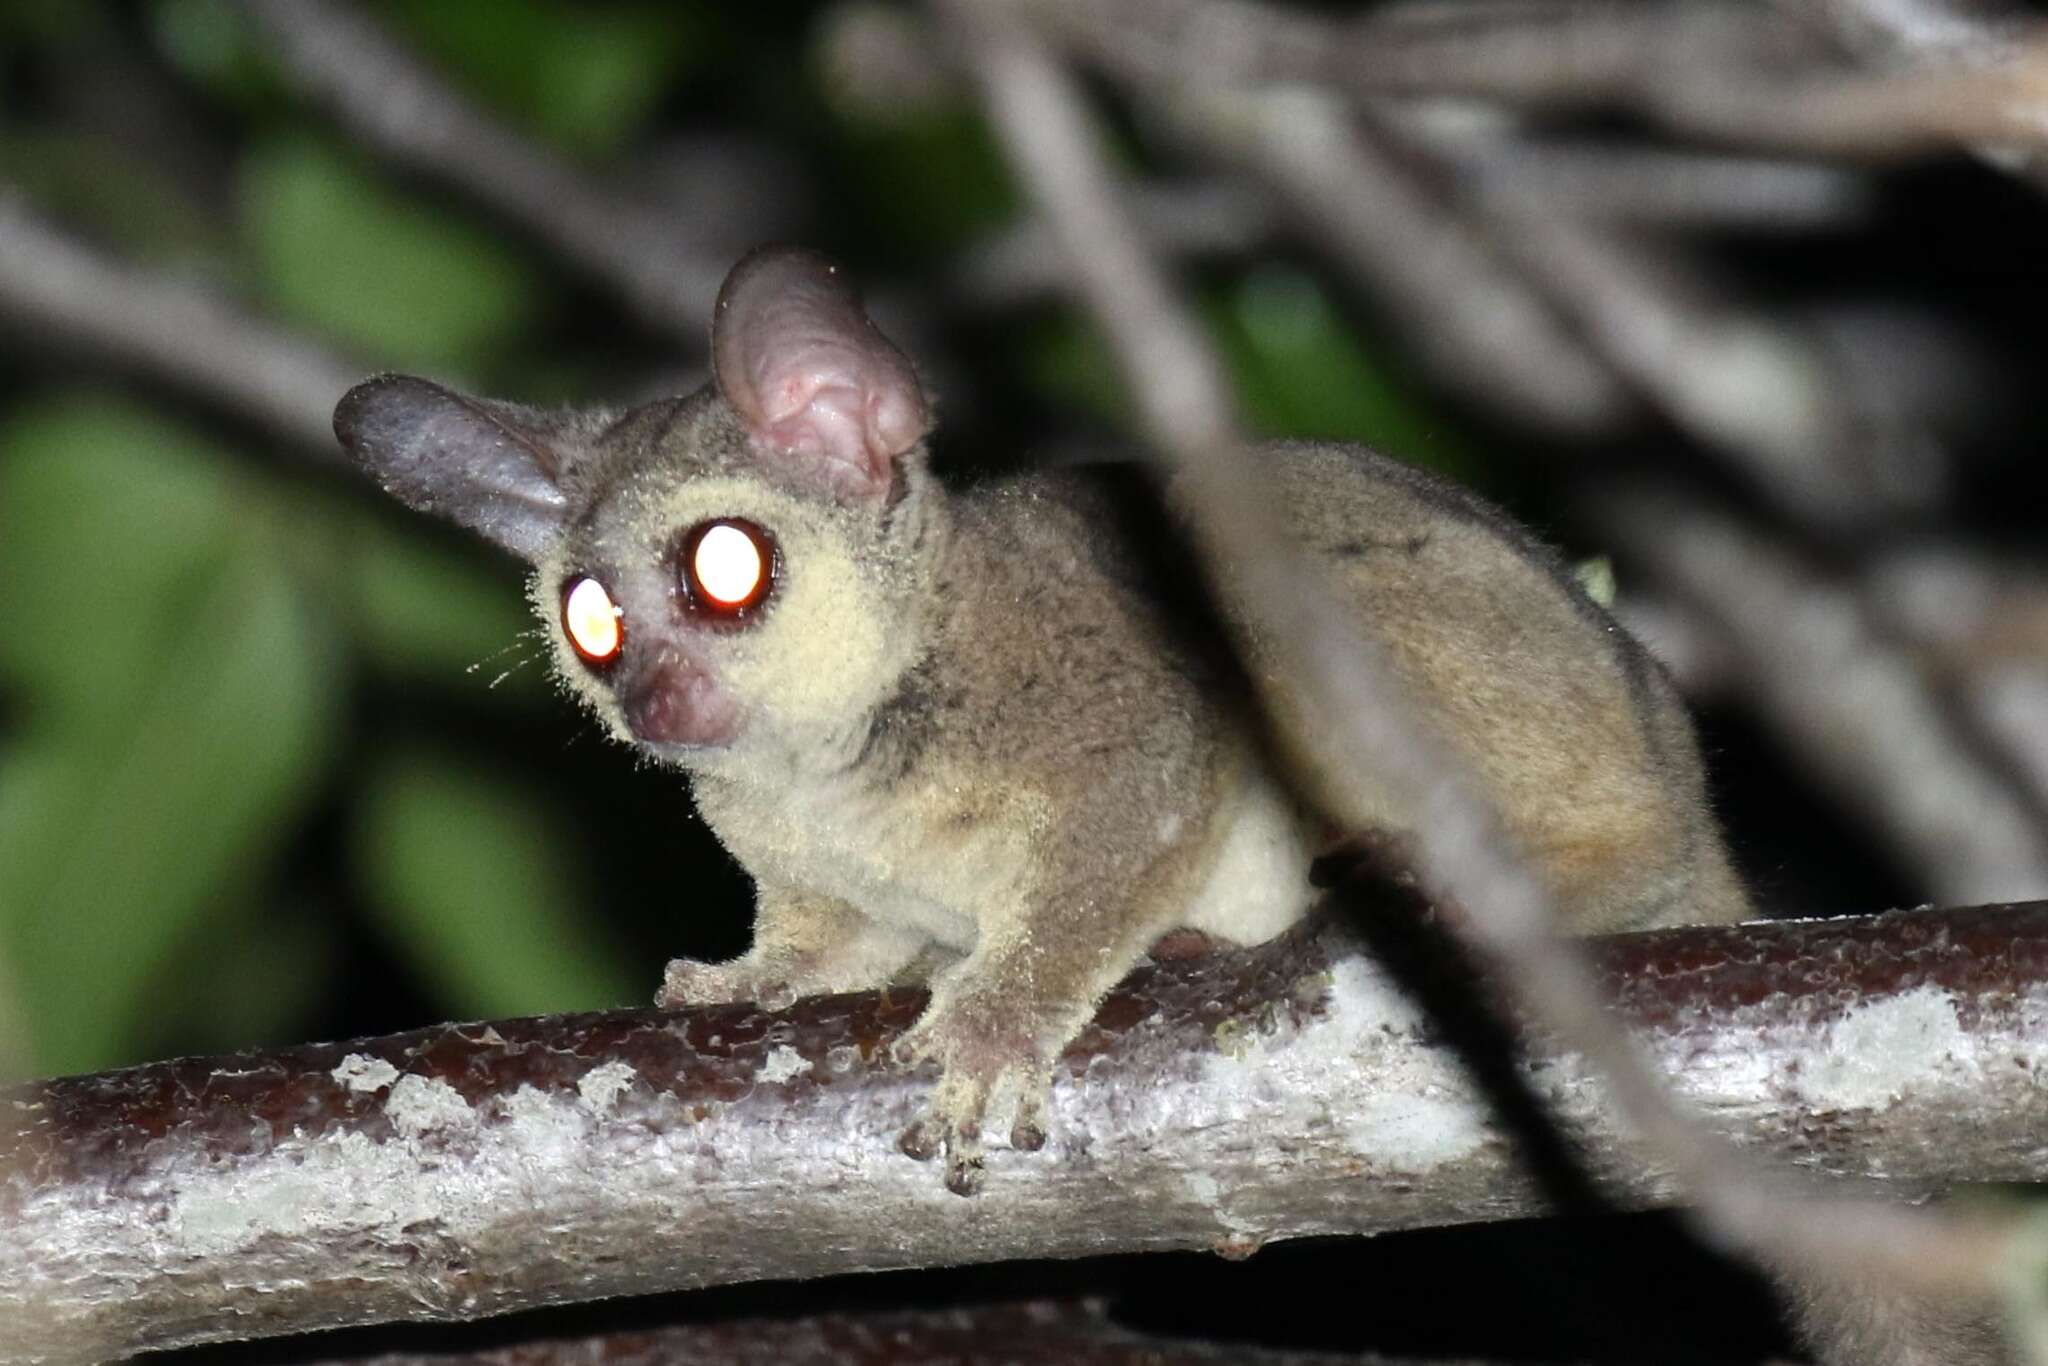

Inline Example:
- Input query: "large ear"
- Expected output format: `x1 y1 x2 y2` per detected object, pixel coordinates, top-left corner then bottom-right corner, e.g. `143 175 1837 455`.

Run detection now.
334 375 587 562
711 245 930 504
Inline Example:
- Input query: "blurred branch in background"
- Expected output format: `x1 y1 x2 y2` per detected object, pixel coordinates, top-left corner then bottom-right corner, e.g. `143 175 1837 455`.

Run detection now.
1869 548 2048 815
0 194 361 456
1595 491 2048 905
1033 0 2048 154
1169 86 1638 438
232 0 762 351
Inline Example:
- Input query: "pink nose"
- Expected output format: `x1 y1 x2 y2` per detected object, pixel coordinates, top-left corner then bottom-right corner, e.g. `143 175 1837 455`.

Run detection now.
622 662 739 747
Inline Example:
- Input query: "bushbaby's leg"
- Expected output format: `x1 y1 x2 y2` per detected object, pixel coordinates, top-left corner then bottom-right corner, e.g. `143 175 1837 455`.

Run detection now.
893 880 1188 1195
657 887 928 1010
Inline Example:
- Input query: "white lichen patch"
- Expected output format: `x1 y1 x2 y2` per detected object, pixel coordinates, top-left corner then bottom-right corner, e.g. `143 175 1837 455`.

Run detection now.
499 1084 592 1160
1194 954 1489 1173
168 1130 436 1256
1342 1092 1492 1170
757 1044 813 1085
331 1053 399 1093
156 1066 688 1264
386 1074 477 1138
577 1060 638 1112
1795 986 1975 1111
1326 956 1433 1037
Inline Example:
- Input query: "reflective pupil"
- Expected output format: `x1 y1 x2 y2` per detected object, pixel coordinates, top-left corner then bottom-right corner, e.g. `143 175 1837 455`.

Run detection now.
693 523 765 606
563 576 621 662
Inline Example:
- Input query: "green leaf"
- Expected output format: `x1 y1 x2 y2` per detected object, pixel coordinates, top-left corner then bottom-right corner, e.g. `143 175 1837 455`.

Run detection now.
0 396 340 1074
1020 313 1130 430
1021 273 1471 481
241 135 539 372
382 0 701 157
149 0 279 110
145 897 337 1057
1223 266 1472 479
356 752 636 1019
0 542 336 1075
832 110 1020 257
0 397 238 732
344 515 547 698
0 130 222 262
1574 556 1619 609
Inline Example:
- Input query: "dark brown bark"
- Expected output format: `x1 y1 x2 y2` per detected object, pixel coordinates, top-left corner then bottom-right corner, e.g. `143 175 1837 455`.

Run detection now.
5 904 2046 1363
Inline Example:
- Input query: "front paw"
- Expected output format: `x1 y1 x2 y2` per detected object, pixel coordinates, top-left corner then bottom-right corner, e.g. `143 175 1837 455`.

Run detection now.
892 1001 1053 1197
655 957 798 1011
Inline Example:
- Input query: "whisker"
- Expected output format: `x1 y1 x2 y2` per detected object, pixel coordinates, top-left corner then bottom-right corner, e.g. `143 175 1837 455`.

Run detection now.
487 655 537 690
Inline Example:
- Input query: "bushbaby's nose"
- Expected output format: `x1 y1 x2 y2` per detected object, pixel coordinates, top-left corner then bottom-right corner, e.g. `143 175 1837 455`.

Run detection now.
621 661 739 748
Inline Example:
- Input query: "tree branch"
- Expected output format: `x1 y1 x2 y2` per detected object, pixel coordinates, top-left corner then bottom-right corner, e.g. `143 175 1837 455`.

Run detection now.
1429 140 1874 233
7 905 2046 1363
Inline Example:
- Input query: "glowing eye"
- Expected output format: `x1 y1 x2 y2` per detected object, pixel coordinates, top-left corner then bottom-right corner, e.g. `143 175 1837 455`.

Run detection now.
561 575 623 666
682 518 776 616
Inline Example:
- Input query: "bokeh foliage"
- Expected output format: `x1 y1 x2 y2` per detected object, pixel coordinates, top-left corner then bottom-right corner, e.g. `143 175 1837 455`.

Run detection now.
0 0 1464 1080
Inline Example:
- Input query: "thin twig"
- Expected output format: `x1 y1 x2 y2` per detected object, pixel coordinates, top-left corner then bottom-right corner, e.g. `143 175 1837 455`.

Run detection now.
1061 39 1949 523
953 179 1278 306
1421 136 1875 232
1816 0 2048 186
1362 106 1950 525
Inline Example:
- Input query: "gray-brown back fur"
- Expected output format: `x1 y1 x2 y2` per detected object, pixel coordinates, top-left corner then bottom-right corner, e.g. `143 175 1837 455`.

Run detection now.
1192 441 1747 932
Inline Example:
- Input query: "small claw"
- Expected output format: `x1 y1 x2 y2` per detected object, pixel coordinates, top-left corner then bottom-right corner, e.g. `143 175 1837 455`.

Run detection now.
945 1155 985 1197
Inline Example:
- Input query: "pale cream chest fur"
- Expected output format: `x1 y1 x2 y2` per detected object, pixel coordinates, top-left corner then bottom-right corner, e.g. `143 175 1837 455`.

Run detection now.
692 760 1051 952
696 740 1317 957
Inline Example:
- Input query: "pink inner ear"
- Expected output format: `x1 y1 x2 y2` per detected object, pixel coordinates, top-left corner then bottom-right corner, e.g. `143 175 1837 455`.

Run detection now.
713 247 929 502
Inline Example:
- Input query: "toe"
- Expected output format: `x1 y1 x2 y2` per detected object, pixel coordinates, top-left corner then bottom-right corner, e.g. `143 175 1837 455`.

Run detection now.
898 1116 941 1162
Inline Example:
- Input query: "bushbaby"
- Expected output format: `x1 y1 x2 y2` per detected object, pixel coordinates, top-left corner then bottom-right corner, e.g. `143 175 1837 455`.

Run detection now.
335 244 1748 1195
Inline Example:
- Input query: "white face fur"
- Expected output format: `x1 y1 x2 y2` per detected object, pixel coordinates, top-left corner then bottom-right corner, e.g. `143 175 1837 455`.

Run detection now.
534 469 936 775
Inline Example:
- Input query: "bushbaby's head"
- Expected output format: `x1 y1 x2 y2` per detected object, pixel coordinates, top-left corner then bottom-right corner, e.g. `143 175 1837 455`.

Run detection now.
336 246 942 769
